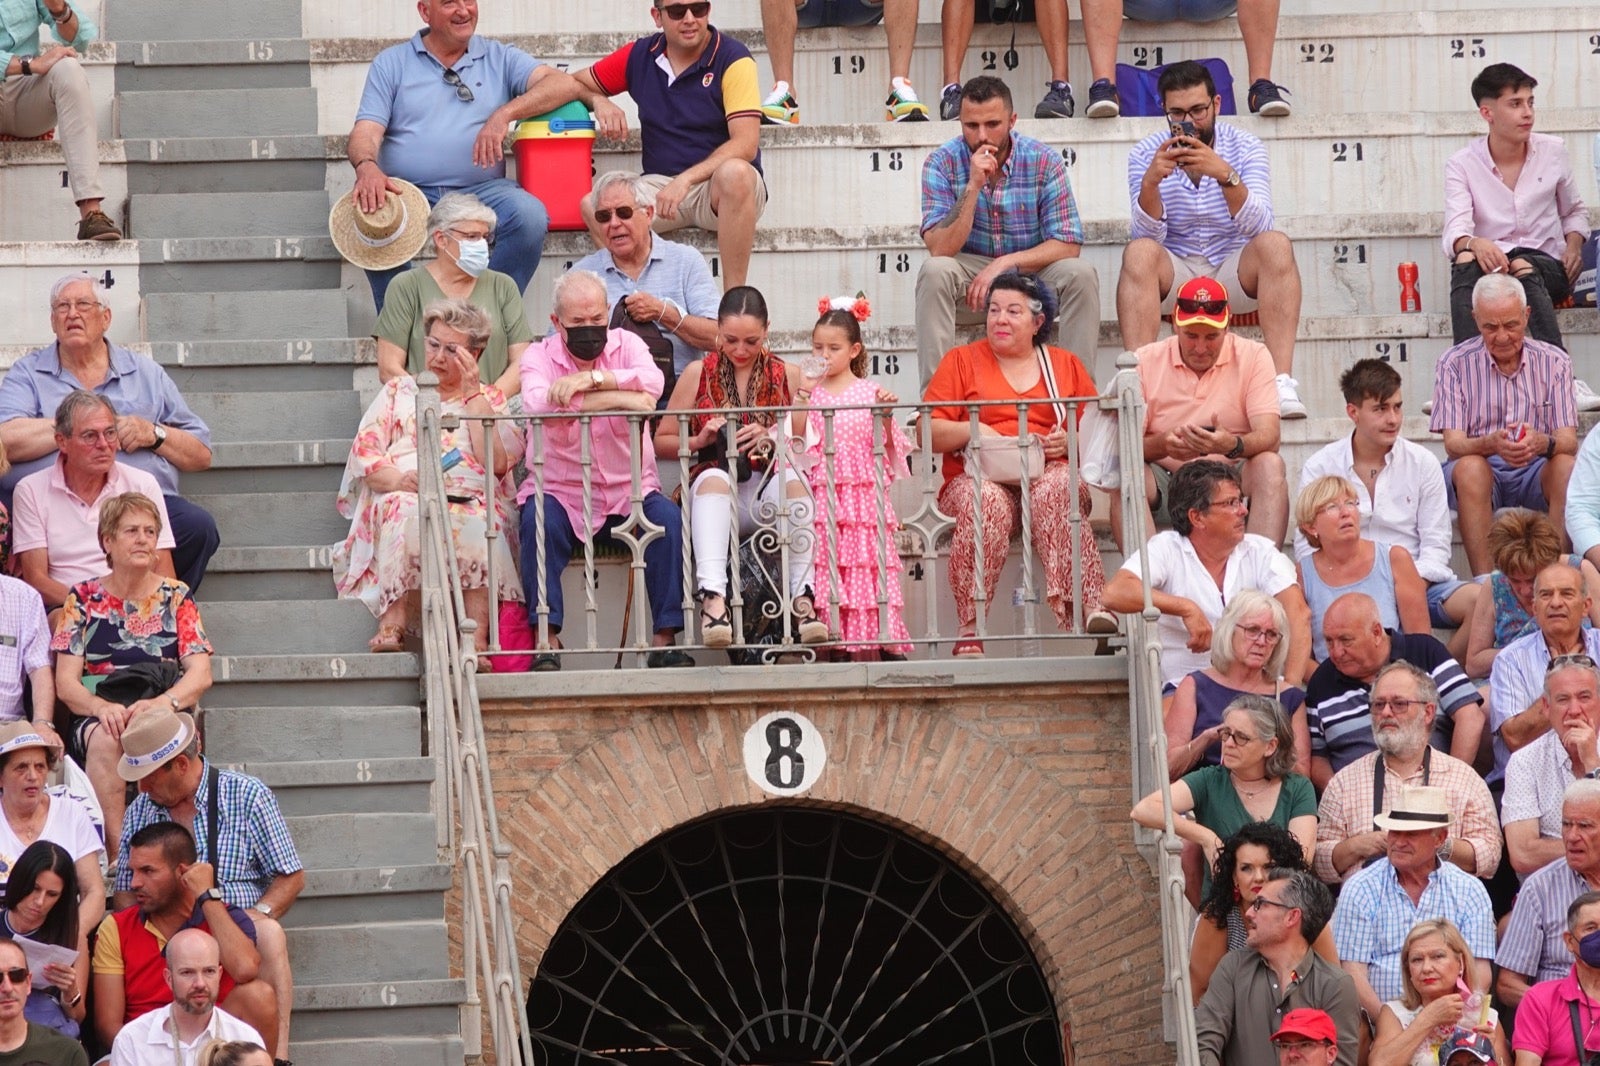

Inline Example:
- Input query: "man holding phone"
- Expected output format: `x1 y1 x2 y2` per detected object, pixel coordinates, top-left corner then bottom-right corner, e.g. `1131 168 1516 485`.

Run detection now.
1116 60 1306 419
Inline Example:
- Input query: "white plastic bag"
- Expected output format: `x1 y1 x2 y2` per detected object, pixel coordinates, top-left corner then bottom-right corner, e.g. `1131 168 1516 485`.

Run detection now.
1078 404 1120 490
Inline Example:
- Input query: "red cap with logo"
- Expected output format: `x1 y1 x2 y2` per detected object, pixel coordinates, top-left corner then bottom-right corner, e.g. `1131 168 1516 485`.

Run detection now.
1270 1008 1338 1045
1172 276 1231 330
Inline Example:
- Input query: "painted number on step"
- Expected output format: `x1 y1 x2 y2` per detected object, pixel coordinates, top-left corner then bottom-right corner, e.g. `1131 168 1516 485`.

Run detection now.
245 41 274 61
1331 142 1364 162
744 711 826 795
274 238 302 259
379 984 399 1006
1332 243 1367 264
869 150 904 173
1591 34 1600 54
709 256 720 278
355 760 373 782
870 354 900 377
980 49 1019 72
1132 46 1164 68
1374 341 1409 363
1301 42 1334 63
877 253 910 274
832 55 866 75
249 139 278 160
1450 38 1487 59
60 170 68 189
98 270 114 289
286 340 315 360
1060 146 1077 167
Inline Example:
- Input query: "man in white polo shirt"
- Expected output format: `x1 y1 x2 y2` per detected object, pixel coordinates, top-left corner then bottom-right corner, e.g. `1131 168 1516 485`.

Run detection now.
11 391 174 610
108 928 263 1066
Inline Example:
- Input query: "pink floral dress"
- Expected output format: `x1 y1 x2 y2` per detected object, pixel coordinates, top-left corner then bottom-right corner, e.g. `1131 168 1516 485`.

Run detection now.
805 377 913 653
333 377 523 620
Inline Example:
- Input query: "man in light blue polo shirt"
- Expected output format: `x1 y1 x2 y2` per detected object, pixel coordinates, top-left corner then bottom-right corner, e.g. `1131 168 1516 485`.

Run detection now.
346 0 618 310
571 171 720 377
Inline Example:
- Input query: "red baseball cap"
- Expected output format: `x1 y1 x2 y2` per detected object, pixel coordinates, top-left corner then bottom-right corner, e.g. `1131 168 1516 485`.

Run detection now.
1173 276 1231 330
1270 1008 1338 1045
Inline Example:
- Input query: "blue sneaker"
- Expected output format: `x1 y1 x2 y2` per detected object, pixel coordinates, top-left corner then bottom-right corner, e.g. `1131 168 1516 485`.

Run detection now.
1247 78 1291 117
939 82 962 121
1034 80 1075 119
1085 78 1120 118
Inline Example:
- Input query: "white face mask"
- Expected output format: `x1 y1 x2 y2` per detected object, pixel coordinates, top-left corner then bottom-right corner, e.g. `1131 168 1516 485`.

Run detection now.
451 238 491 277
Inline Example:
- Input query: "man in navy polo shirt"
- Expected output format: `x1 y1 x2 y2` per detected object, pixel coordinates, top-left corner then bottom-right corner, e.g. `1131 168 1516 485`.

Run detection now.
346 0 615 310
575 0 767 290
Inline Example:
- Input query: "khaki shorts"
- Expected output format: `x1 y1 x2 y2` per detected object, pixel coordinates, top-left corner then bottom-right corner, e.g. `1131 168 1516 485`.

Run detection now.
1149 459 1246 527
1159 249 1259 314
638 172 769 233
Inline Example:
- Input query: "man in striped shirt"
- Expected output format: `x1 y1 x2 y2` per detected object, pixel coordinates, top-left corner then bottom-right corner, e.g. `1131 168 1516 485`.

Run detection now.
1116 60 1305 420
1429 272 1578 577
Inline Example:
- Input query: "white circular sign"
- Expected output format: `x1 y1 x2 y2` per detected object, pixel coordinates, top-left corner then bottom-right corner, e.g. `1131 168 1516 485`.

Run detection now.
743 711 827 795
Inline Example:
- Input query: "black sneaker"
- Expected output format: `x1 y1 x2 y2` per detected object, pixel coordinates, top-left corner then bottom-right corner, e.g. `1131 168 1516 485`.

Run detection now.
647 647 695 668
1034 80 1075 119
939 82 961 121
1247 78 1291 117
1085 78 1120 118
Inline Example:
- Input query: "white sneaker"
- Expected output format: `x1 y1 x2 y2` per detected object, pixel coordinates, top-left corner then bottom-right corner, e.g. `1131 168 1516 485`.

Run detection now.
1576 379 1600 412
1421 398 1433 415
1276 374 1307 419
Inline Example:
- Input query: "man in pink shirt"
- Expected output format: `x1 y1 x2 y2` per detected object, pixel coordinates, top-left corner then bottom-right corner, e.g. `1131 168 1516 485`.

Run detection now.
1111 276 1287 547
1443 64 1591 356
12 391 176 609
517 269 689 669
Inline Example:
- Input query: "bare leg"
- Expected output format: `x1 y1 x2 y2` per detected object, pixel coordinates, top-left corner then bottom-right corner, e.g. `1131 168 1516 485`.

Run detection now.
1080 0 1122 82
1116 238 1174 350
222 980 282 1059
882 0 919 81
760 0 801 85
1235 231 1300 376
1034 0 1070 83
708 160 761 289
252 915 293 1058
1451 458 1495 576
1240 451 1288 545
1545 454 1577 554
86 726 126 862
940 0 976 87
1237 0 1282 83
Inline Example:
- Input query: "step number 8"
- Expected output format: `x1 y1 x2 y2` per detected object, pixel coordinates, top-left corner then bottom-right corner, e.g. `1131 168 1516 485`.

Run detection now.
743 711 826 795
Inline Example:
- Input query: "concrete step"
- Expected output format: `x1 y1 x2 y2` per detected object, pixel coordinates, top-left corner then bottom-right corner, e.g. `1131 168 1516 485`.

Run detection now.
242 756 435 816
289 1034 465 1066
120 87 319 139
196 543 340 601
204 703 422 761
187 490 348 545
187 388 361 442
201 599 385 654
132 191 331 239
207 652 419 692
290 984 464 1042
144 290 347 340
285 813 440 870
108 0 302 42
116 38 312 93
0 244 141 347
282 863 452 928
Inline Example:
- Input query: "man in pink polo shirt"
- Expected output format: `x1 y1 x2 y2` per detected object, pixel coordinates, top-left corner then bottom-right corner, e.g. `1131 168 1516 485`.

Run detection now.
1111 276 1286 547
12 391 175 609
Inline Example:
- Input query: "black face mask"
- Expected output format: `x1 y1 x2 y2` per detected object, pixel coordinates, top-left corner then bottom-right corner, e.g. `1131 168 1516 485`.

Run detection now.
564 325 608 360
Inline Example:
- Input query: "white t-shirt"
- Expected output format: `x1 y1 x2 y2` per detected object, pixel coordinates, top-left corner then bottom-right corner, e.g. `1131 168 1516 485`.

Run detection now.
0 792 104 889
110 1003 265 1066
1120 531 1297 685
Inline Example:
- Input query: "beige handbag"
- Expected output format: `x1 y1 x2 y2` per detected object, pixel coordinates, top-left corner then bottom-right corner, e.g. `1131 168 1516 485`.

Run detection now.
963 346 1068 485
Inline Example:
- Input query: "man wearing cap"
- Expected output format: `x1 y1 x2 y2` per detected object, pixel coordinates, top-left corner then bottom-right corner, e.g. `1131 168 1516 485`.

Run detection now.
1269 1009 1340 1066
0 935 87 1066
345 0 618 310
114 710 300 1061
1497 780 1600 1009
1118 59 1305 419
1510 890 1600 1065
1196 868 1358 1066
912 75 1099 388
1331 784 1496 1020
92 822 276 1056
1314 662 1499 886
11 391 181 611
0 275 218 592
1305 595 1487 789
1112 277 1287 547
109 927 264 1066
1502 653 1600 878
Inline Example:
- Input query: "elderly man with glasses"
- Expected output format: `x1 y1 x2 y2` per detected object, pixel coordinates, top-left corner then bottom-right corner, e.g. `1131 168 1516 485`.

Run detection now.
1502 653 1600 879
346 0 619 311
1491 564 1600 777
1497 782 1600 1010
1116 60 1305 419
1313 660 1499 887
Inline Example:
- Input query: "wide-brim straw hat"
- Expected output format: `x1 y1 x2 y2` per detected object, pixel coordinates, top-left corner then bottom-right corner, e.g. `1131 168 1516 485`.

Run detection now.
329 177 430 271
117 707 198 782
0 721 56 766
1372 784 1455 832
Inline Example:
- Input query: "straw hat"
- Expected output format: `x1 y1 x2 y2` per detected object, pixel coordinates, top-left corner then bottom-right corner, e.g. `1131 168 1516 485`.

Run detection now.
1372 784 1455 832
328 177 430 271
117 707 198 782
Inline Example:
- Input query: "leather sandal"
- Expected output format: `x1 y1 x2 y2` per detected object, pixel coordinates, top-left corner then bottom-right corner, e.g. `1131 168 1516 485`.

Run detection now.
697 589 734 649
368 623 405 653
792 591 829 645
952 638 985 659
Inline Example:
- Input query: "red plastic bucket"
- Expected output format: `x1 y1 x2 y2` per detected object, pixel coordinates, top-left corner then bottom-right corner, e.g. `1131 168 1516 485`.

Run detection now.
512 103 596 232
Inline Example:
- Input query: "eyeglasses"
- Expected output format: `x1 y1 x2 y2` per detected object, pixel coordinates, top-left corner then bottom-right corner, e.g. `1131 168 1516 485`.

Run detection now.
1247 896 1293 913
1203 495 1250 513
1315 498 1360 519
1273 1040 1332 1054
0 968 29 987
1175 297 1228 317
442 68 474 103
1370 697 1429 713
658 2 710 18
446 228 495 249
1236 623 1281 645
1165 102 1213 123
1549 654 1599 673
1215 727 1260 745
72 429 117 445
593 205 639 224
51 299 100 315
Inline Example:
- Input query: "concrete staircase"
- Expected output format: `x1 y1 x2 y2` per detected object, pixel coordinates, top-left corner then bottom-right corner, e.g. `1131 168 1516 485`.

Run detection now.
102 1 462 1062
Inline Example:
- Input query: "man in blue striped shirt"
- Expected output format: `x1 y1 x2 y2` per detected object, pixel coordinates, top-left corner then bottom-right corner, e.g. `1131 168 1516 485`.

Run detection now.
1116 61 1305 419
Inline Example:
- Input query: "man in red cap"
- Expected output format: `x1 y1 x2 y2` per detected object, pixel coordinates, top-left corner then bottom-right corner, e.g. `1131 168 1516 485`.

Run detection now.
1111 275 1288 548
1269 1009 1339 1065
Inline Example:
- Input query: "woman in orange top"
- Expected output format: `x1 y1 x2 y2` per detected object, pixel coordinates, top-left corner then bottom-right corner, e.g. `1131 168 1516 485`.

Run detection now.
923 271 1115 657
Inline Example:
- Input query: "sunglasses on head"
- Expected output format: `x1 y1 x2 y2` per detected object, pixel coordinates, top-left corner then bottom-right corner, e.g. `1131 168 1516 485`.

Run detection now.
659 2 710 18
442 68 474 103
1175 297 1228 316
593 205 638 224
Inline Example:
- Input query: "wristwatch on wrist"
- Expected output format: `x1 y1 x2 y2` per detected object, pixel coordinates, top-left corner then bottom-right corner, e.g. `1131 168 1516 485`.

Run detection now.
1546 436 1557 461
257 902 274 917
196 888 219 906
19 58 31 76
1225 433 1246 460
151 425 168 451
1221 168 1241 188
590 368 604 390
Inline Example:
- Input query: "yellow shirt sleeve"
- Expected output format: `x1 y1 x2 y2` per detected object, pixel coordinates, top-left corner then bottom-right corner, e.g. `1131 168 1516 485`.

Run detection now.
91 914 124 975
721 55 760 120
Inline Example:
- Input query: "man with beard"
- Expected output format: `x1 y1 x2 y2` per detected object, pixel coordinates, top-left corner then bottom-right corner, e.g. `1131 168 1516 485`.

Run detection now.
1313 661 1500 885
1502 653 1600 876
0 936 84 1065
1117 60 1305 419
109 928 263 1066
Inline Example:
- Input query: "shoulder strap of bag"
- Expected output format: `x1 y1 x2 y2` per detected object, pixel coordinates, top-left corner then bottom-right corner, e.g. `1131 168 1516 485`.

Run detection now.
1035 345 1068 429
205 762 221 869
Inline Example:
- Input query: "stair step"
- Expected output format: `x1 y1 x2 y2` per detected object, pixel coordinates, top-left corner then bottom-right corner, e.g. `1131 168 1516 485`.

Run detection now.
286 864 453 927
288 1035 465 1066
119 87 317 138
188 389 361 442
197 542 340 601
209 652 420 686
132 191 330 240
150 337 372 367
109 0 302 41
290 1000 463 1042
123 134 329 165
284 814 441 876
143 291 347 341
187 490 349 546
202 599 385 654
234 757 434 816
126 38 313 66
204 704 422 760
201 670 422 712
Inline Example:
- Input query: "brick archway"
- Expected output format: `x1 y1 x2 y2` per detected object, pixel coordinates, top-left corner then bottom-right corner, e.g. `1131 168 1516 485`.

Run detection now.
486 681 1163 1063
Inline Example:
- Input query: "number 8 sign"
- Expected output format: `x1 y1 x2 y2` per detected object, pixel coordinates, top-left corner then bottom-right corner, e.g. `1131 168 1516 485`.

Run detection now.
743 711 827 795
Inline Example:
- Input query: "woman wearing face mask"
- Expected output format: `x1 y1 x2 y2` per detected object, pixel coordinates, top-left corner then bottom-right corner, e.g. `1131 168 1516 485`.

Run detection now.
372 192 534 394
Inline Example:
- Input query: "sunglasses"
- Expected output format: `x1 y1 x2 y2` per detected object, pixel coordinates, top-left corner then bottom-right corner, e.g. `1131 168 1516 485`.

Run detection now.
1549 653 1599 673
658 2 710 18
0 968 28 986
442 68 474 103
593 205 639 224
1175 297 1228 316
